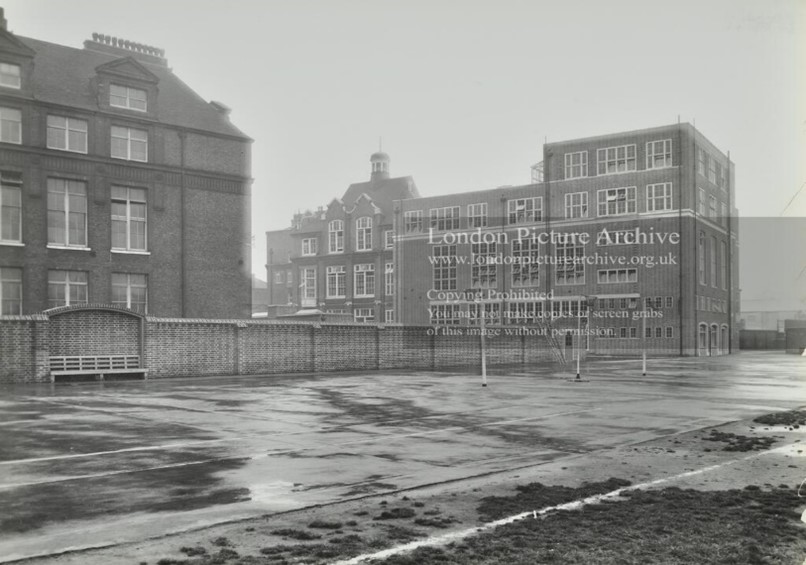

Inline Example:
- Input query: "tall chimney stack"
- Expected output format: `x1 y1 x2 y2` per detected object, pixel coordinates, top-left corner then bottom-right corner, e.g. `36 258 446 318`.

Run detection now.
0 9 8 31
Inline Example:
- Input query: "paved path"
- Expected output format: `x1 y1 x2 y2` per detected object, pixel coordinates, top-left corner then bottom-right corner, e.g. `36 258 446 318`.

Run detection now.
0 351 803 562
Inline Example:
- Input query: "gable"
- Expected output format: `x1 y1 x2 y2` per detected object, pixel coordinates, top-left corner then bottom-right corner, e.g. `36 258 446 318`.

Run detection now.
0 29 35 58
95 56 159 84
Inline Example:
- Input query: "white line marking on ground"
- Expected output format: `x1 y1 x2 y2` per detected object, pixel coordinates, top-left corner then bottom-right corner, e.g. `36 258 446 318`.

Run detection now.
333 444 796 565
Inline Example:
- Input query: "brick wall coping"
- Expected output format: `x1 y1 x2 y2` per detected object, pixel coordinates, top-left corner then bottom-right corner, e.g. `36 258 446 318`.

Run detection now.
0 314 49 322
44 304 146 319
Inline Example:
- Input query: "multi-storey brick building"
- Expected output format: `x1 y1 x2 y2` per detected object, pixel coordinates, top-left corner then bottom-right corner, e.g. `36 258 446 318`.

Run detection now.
396 123 739 356
0 10 253 318
266 151 419 322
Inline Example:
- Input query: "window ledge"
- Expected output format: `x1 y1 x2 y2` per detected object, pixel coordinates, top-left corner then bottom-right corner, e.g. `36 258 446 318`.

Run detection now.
0 241 24 247
111 249 151 255
47 245 92 252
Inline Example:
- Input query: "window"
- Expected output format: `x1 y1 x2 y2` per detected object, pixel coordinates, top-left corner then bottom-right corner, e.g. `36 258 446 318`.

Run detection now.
564 151 588 179
354 307 374 323
720 202 728 227
709 196 717 219
597 144 636 175
111 273 147 313
645 326 653 338
385 309 395 323
430 304 461 325
354 264 375 297
429 206 460 231
384 230 394 249
48 270 88 308
301 267 316 306
708 156 717 183
0 63 21 89
0 107 21 144
564 192 588 219
302 238 318 256
432 245 457 291
274 272 283 284
506 302 543 324
697 147 706 176
597 187 636 216
328 220 344 253
665 296 673 308
511 238 539 287
597 269 638 284
47 116 88 153
666 326 673 338
646 182 673 212
286 270 293 286
507 197 542 224
471 242 497 289
470 303 500 326
355 217 372 251
47 178 87 247
720 241 727 290
629 327 638 339
326 266 345 298
404 210 423 233
0 267 22 315
697 231 706 285
710 236 717 288
111 126 147 162
646 139 672 169
111 186 147 251
697 188 706 215
385 262 394 296
715 162 726 190
556 240 585 285
1 171 22 243
110 84 147 111
467 203 487 228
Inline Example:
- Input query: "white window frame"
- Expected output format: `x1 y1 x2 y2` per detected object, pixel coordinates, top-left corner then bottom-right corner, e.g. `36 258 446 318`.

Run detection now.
385 309 395 323
111 273 147 313
720 202 728 227
597 187 636 217
429 206 460 231
555 240 585 285
708 156 717 183
0 107 22 144
697 147 707 176
0 171 22 244
0 63 21 89
47 178 88 248
511 238 539 287
646 182 673 212
507 197 542 224
710 236 717 288
596 144 636 175
47 270 88 308
0 267 22 315
111 186 147 252
564 151 588 179
467 203 487 228
645 139 672 169
353 263 375 297
430 304 461 325
720 241 727 290
354 307 374 323
697 188 706 216
404 210 423 233
471 242 497 289
326 265 346 298
384 230 394 249
708 196 717 219
301 266 317 306
432 245 457 291
355 216 372 251
110 84 147 112
385 262 394 296
302 237 318 256
111 126 148 162
328 220 344 253
47 116 88 153
698 231 706 286
597 269 638 284
564 192 588 219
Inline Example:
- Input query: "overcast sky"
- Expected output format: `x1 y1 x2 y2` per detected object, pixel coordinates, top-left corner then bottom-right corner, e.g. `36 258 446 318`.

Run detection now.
4 0 805 300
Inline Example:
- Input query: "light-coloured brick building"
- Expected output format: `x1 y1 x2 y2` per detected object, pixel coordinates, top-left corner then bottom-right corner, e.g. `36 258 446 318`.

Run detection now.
0 10 253 319
395 123 739 356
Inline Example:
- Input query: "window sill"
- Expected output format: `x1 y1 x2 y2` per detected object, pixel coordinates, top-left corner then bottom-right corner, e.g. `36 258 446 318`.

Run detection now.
111 249 151 255
47 245 91 252
0 241 24 247
47 146 88 155
110 156 148 163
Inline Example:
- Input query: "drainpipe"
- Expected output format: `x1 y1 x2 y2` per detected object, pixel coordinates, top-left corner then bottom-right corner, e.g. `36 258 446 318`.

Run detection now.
726 151 733 353
678 125 684 356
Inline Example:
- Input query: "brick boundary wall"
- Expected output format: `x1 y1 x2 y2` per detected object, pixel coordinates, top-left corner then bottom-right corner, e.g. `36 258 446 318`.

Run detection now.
0 311 554 384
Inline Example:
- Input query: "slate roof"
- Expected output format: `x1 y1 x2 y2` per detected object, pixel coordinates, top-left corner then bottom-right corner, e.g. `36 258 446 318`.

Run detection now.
14 36 250 140
340 176 420 218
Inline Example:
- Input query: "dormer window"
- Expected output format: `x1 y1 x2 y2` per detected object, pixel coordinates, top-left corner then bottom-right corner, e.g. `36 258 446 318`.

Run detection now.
110 84 147 112
0 63 21 89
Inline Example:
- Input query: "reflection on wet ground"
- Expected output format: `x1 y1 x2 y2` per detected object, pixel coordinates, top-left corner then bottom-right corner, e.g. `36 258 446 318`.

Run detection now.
0 351 803 561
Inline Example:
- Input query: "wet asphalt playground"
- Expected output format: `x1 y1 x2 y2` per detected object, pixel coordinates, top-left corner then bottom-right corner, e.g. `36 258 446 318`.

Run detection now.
0 351 804 562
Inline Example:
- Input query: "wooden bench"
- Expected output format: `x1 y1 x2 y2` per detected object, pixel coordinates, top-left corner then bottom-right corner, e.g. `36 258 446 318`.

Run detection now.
49 355 148 381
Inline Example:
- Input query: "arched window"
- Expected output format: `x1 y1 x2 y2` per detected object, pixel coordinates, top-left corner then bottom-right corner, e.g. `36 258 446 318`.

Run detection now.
328 220 344 253
356 217 372 251
698 323 708 356
710 324 719 356
721 325 729 355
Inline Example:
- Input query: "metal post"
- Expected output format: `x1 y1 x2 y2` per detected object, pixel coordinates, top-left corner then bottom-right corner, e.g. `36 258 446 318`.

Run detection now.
480 302 487 387
642 297 647 376
576 297 581 379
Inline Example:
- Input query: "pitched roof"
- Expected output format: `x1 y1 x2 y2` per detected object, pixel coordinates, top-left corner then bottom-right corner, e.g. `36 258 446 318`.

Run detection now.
15 36 250 140
340 176 420 217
